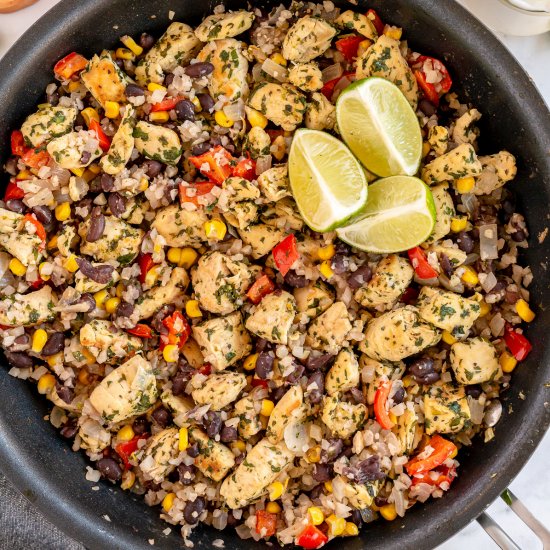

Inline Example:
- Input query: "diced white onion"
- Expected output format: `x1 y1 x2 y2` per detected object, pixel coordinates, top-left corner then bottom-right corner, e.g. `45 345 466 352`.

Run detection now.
283 421 309 454
261 58 289 82
331 76 352 101
479 223 499 260
223 100 245 121
321 63 343 83
255 154 272 175
481 271 497 292
461 193 479 217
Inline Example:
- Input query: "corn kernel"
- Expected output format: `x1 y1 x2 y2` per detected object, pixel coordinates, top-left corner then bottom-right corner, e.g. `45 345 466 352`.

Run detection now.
500 350 518 373
204 219 227 240
150 111 170 123
422 141 431 158
319 260 333 279
121 470 135 490
233 440 246 453
389 411 398 424
78 368 91 385
179 247 199 269
67 80 81 93
261 399 275 417
64 254 79 273
317 244 335 261
326 515 347 536
178 427 189 451
121 35 143 57
266 501 282 514
455 176 476 194
118 424 135 442
116 47 134 60
479 300 491 317
138 177 149 192
81 168 97 183
144 266 160 287
105 297 121 314
31 329 48 353
16 170 33 181
343 522 359 537
37 373 55 394
384 26 402 40
305 445 321 463
442 330 457 345
307 506 324 526
461 266 479 286
402 374 415 388
450 216 468 233
148 82 167 92
185 300 202 318
104 101 120 119
167 247 182 265
191 96 202 111
88 163 101 175
324 480 333 493
70 167 85 177
47 352 63 368
94 289 108 308
81 107 100 127
214 110 234 128
449 446 458 459
115 282 125 298
9 258 26 277
163 344 179 363
162 492 176 513
82 348 95 365
270 53 287 66
357 39 372 57
247 108 268 129
243 353 258 371
268 481 284 501
516 298 535 323
55 202 71 221
47 236 58 250
379 503 397 521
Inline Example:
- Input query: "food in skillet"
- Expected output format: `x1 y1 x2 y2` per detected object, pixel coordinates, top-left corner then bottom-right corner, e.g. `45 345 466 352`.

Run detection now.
0 2 535 547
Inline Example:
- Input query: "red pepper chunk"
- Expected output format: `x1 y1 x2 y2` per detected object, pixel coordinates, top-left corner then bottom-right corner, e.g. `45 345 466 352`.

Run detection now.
335 35 364 61
251 377 268 389
408 246 438 279
4 180 25 202
232 157 256 181
21 147 51 169
138 253 155 284
366 9 385 35
198 363 212 376
54 52 88 80
504 324 532 361
414 70 440 106
272 234 299 277
405 435 457 476
150 95 186 112
23 214 46 244
411 465 456 488
11 130 27 156
178 182 216 207
374 380 395 430
189 145 235 184
89 119 112 152
116 435 148 469
296 524 328 549
247 274 275 304
255 510 277 538
126 324 153 338
320 72 355 100
162 311 191 348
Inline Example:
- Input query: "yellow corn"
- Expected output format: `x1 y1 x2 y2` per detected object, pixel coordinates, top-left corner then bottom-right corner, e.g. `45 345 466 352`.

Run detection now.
31 329 48 353
326 515 347 536
204 219 227 240
357 39 372 57
185 300 202 318
261 399 275 417
268 481 284 501
121 470 135 490
167 247 182 265
47 352 63 368
178 427 189 451
456 176 476 194
78 368 91 385
449 446 458 459
55 202 71 221
180 247 199 269
82 348 95 365
516 298 535 322
402 374 415 388
67 80 81 93
191 96 202 111
307 506 324 526
450 216 468 233
233 439 246 453
64 254 79 273
104 101 120 119
163 344 179 363
384 26 402 40
500 350 518 373
380 503 397 521
9 258 26 277
324 480 333 493
442 330 457 345
214 110 234 128
116 47 134 60
94 289 108 308
148 82 166 92
305 445 321 463
317 244 335 261
150 111 170 123
88 163 101 175
247 108 268 129
343 522 359 537
243 353 258 371
479 300 491 317
115 282 125 298
144 266 160 287
162 492 176 513
422 141 431 158
81 107 100 127
117 424 135 442
266 501 281 514
37 373 56 394
47 236 58 250
82 168 98 183
70 167 85 178
139 177 149 192
319 260 333 279
461 266 479 286
105 297 121 314
270 52 287 66
121 35 143 56
389 411 398 424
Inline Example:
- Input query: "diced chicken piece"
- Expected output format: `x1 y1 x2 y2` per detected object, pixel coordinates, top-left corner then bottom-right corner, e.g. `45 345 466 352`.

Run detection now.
135 23 202 85
282 16 336 63
21 105 76 147
421 143 482 185
191 372 247 410
100 105 136 175
452 108 481 145
89 355 157 424
224 176 261 202
0 209 44 267
450 337 501 385
189 427 235 482
396 408 420 454
325 349 360 396
417 287 481 336
293 280 334 322
81 51 130 107
427 125 449 157
197 38 249 103
248 83 306 131
180 337 204 369
354 254 413 310
321 395 367 439
245 291 296 345
74 262 120 293
238 223 286 259
288 63 323 92
305 92 336 131
160 390 194 426
223 201 259 230
306 302 352 354
79 319 142 362
360 355 406 405
266 385 304 443
79 216 143 264
78 418 111 454
152 204 209 247
133 121 182 165
135 267 189 320
335 475 381 508
423 383 471 435
244 126 271 158
234 387 264 439
56 223 78 257
360 306 441 362
357 35 419 109
425 184 455 244
335 10 378 39
47 130 102 170
0 286 56 327
192 311 251 371
262 198 304 232
257 164 291 202
194 10 255 41
472 151 517 196
140 427 179 482
220 438 294 508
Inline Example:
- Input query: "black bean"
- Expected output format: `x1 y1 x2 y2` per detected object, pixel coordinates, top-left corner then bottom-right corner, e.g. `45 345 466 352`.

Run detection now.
76 198 93 218
175 100 196 122
255 338 271 353
42 332 65 356
505 289 520 304
125 84 145 97
286 363 305 384
343 456 385 483
226 512 238 527
116 301 134 318
4 351 33 369
171 371 188 396
133 417 148 435
203 411 222 437
220 425 238 443
309 484 323 500
456 231 474 254
47 91 60 106
392 386 405 405
80 151 91 165
191 141 211 156
350 510 363 527
374 496 388 508
196 93 214 113
306 353 334 372
139 32 155 50
184 62 214 78
115 58 125 70
255 352 274 379
86 207 105 242
60 422 78 439
511 229 526 242
320 439 343 464
151 406 171 428
419 98 437 117
347 265 372 289
349 387 365 404
186 442 199 458
14 334 30 346
409 357 440 385
465 384 482 398
334 240 351 255
272 386 286 401
312 464 331 482
5 199 25 213
108 192 127 218
143 159 163 178
100 173 115 192
178 463 195 485
76 257 114 284
284 270 308 288
183 497 205 524
439 253 454 277
306 371 324 404
162 72 175 87
76 293 96 313
97 458 122 482
32 205 53 225
55 382 74 404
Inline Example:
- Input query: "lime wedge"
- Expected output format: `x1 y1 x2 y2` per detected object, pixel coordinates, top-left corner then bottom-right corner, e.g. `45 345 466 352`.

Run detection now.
288 128 368 232
336 77 422 177
336 176 436 253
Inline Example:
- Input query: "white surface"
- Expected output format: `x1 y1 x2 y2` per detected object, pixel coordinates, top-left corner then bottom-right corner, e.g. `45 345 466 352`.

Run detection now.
1 1 549 549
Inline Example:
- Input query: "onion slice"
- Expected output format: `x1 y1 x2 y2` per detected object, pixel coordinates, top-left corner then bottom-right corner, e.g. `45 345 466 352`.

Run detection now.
261 58 289 82
479 223 499 260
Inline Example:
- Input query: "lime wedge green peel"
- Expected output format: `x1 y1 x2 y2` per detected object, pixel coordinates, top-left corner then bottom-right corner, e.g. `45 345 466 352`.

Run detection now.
336 77 422 177
336 176 436 253
288 128 368 232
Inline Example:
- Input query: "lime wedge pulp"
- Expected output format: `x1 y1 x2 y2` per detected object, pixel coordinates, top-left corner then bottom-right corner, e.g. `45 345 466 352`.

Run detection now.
336 77 422 177
336 175 436 253
288 128 368 232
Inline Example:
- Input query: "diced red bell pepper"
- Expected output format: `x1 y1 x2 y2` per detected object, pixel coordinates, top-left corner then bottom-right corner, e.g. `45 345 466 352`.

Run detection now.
54 52 88 80
408 247 438 279
138 253 155 284
272 234 299 277
266 129 284 142
251 377 269 389
411 465 456 488
4 180 25 202
504 324 532 361
162 311 191 348
126 324 153 338
335 35 364 61
405 435 457 476
89 119 112 152
400 285 419 305
23 214 46 243
150 95 186 112
255 510 277 538
189 145 235 184
21 147 50 169
247 274 275 305
178 182 216 207
29 278 45 290
232 157 256 181
414 70 440 106
374 380 395 430
296 524 328 549
413 55 452 94
11 130 28 156
199 363 212 376
366 9 385 35
115 435 148 469
320 71 356 100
